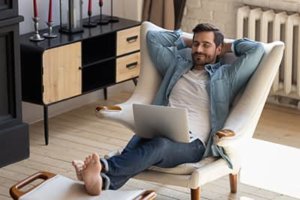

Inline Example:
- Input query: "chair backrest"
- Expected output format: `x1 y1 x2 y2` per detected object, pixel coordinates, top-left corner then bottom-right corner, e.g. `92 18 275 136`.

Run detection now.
130 21 284 141
127 22 164 104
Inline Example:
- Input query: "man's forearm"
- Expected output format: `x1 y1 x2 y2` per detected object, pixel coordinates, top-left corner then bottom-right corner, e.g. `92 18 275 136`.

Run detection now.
147 30 182 48
181 35 193 48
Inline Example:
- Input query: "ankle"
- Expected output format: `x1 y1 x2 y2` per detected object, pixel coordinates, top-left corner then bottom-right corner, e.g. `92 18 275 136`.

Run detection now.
100 158 109 173
100 172 111 190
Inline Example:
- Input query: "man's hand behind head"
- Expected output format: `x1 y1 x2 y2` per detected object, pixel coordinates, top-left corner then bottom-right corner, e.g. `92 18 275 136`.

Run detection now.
220 42 233 58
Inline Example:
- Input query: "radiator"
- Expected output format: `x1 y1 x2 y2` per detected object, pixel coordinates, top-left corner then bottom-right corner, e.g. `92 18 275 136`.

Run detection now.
237 6 300 105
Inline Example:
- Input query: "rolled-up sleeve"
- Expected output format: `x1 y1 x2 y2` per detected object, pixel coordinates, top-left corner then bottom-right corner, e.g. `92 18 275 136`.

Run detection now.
146 30 184 75
229 38 265 96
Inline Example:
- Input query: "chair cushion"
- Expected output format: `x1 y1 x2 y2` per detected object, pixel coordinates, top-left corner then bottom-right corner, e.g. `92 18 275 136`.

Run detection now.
148 157 217 175
105 150 217 175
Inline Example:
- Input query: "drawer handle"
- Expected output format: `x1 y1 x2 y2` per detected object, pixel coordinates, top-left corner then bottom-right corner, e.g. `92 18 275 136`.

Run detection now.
126 62 138 69
126 35 138 43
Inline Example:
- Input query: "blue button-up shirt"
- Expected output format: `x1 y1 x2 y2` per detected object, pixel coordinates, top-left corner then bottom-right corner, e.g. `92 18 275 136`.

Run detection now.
146 30 265 168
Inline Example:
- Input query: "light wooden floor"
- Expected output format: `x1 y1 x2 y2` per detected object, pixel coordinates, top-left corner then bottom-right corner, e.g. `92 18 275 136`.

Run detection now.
1 91 300 200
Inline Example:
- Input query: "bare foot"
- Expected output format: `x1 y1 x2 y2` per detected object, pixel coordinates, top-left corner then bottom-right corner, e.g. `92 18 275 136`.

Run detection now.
72 160 85 181
81 153 103 196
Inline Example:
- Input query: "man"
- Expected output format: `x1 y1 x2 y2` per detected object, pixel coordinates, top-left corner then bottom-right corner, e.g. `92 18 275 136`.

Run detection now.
72 22 265 195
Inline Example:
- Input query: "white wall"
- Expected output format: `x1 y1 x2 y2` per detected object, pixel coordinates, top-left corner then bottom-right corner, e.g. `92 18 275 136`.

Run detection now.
19 0 106 34
19 0 143 34
182 0 300 38
114 0 143 21
18 0 141 124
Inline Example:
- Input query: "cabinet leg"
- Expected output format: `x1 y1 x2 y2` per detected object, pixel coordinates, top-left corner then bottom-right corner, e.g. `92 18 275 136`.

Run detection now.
104 88 107 100
132 78 138 86
43 105 49 145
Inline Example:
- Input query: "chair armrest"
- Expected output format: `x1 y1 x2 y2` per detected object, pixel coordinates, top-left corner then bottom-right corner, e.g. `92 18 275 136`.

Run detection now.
217 133 247 148
215 129 244 148
95 103 136 131
96 105 122 112
216 129 235 139
138 190 157 200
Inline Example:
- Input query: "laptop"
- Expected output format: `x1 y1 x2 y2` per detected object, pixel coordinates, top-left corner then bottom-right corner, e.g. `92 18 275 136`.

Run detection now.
132 104 190 143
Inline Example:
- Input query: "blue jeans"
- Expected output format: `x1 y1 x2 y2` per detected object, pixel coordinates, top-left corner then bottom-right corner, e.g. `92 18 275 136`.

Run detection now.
102 135 205 189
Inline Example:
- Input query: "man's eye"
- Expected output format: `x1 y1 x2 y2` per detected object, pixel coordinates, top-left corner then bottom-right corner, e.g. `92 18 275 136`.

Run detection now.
203 44 211 48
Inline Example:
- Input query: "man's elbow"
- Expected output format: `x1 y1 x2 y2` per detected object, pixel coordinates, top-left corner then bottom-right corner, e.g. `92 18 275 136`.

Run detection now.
256 43 265 58
146 31 157 45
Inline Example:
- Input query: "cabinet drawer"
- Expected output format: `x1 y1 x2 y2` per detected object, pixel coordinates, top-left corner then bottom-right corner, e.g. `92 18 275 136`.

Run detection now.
116 26 140 56
116 52 140 83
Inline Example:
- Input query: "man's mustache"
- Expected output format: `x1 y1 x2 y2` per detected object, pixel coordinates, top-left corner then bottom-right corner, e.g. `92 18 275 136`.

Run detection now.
193 52 206 56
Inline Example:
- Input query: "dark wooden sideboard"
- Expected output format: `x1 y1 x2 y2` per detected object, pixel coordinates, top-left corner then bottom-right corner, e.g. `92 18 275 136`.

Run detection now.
20 16 141 145
0 0 29 167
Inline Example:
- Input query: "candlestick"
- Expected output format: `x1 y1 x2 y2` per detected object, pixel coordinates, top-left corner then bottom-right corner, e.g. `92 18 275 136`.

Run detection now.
98 0 109 25
83 0 97 27
33 0 38 18
43 21 57 38
30 17 45 42
48 0 52 23
108 0 119 23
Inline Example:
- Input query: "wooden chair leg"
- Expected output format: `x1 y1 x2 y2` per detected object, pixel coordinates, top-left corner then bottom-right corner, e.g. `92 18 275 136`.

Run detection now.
191 187 200 200
229 173 238 193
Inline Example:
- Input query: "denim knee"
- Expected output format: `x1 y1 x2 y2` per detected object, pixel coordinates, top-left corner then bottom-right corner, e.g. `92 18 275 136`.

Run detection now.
151 137 169 151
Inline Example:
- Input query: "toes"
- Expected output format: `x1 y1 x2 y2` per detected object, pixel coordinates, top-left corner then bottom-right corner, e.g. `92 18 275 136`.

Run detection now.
92 153 99 161
73 160 84 166
72 160 85 171
85 155 92 165
81 154 101 171
84 160 88 166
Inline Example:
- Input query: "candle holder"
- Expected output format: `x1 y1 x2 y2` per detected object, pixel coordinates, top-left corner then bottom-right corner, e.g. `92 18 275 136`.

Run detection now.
30 17 45 42
43 21 58 38
59 0 84 34
98 0 109 25
108 0 118 23
83 11 97 27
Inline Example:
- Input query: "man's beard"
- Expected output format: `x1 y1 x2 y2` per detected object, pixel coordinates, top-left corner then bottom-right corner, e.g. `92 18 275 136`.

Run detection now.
192 52 216 67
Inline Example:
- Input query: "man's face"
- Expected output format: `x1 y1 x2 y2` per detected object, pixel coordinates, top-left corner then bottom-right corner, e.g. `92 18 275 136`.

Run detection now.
192 31 222 68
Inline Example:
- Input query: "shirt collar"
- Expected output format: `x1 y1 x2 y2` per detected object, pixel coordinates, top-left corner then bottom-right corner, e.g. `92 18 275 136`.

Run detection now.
204 62 221 76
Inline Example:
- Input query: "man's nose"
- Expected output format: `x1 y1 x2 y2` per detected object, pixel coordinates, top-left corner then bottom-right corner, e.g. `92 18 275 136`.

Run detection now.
196 45 204 53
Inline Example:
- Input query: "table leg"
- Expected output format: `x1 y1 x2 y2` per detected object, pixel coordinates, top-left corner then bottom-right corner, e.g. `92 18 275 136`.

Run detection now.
43 105 49 145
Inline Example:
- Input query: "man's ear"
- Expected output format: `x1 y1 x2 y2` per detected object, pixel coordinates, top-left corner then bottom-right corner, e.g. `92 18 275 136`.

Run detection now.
216 45 222 56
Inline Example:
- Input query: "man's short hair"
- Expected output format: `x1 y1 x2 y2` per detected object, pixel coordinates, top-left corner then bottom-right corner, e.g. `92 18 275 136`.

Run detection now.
192 23 224 46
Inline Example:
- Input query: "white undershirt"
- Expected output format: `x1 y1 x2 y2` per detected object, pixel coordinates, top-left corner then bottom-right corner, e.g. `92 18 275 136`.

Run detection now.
168 69 211 144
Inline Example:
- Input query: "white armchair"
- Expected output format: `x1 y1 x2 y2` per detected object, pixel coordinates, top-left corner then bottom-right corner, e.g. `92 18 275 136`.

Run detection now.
96 21 284 200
